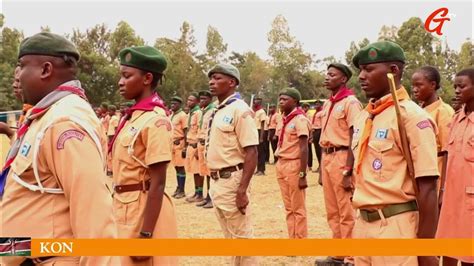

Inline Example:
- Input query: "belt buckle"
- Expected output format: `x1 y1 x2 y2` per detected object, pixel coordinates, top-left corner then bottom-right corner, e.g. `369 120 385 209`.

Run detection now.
211 172 218 180
360 210 369 222
219 170 231 179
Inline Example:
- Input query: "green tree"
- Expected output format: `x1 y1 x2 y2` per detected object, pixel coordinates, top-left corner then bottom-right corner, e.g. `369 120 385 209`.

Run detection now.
378 25 398 42
267 15 313 97
109 21 144 61
457 40 473 71
202 26 228 70
155 22 207 102
0 15 23 110
344 38 370 102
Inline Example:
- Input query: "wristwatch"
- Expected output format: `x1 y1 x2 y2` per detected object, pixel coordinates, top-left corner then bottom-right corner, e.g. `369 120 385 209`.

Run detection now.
139 231 153 238
299 172 307 178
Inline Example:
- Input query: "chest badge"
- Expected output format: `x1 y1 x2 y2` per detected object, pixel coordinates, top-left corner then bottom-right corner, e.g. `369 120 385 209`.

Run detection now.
20 142 31 157
375 129 388 139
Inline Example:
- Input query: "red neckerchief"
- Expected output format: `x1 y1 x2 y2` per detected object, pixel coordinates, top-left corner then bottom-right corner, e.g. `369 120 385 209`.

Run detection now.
108 92 167 153
278 107 306 147
253 105 262 112
322 87 354 131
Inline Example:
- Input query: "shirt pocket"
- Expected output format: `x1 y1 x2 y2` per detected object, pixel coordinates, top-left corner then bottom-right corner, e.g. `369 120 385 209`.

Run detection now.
117 133 135 164
113 191 142 225
463 136 474 162
334 110 347 129
216 123 235 148
367 140 394 182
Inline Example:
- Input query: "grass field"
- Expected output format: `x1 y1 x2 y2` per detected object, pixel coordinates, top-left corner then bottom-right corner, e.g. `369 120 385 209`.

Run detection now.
167 159 330 265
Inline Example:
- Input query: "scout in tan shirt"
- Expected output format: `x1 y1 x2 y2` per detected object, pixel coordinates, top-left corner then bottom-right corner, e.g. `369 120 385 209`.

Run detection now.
0 32 117 266
301 103 314 171
267 104 282 164
110 45 177 265
185 92 204 203
196 90 216 208
170 96 188 199
207 63 259 266
317 63 362 265
436 68 474 266
253 97 267 176
274 88 311 239
351 41 439 266
411 66 454 191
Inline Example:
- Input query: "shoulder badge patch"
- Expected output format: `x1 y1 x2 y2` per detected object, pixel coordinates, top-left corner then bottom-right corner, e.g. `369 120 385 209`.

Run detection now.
57 130 85 150
416 120 432 130
155 119 172 131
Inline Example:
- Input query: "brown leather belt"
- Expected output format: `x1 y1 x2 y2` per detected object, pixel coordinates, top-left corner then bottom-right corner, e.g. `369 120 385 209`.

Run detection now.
210 163 244 180
198 139 206 145
173 139 183 145
114 179 151 193
322 146 349 154
188 143 198 149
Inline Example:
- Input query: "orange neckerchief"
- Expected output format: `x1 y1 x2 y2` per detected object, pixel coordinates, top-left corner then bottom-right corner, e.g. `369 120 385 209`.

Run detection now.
17 104 33 126
355 87 410 174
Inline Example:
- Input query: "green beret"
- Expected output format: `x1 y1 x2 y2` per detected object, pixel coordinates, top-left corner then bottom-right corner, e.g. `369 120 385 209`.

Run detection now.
19 32 80 60
279 87 301 102
198 90 212 98
352 41 405 69
171 96 183 103
208 63 240 85
328 63 352 80
189 92 199 99
119 46 167 74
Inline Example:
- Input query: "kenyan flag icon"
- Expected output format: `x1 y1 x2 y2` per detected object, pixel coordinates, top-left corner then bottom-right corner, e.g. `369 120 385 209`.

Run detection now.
0 238 31 256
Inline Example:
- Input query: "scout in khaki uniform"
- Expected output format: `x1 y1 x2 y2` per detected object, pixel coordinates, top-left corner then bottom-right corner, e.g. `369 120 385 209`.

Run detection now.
267 104 282 164
351 41 439 266
196 90 216 208
253 97 267 176
302 103 314 171
437 68 474 266
185 92 204 203
317 63 362 265
274 88 310 239
110 45 177 265
207 63 259 265
170 96 188 199
412 66 454 191
0 32 117 265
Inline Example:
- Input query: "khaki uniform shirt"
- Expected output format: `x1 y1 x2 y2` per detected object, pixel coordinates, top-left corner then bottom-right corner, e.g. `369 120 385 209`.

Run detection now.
320 96 362 148
1 94 116 265
351 97 439 209
275 111 311 159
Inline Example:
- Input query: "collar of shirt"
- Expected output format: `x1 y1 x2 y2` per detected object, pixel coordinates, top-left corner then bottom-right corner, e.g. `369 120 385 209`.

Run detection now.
423 97 443 113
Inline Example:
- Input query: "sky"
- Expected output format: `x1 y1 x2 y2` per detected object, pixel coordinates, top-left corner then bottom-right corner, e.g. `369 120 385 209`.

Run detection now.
1 0 472 67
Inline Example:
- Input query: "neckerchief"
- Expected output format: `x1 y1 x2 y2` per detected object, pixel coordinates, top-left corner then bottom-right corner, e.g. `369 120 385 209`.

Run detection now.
278 107 306 147
200 103 216 128
1 80 87 196
355 87 410 174
108 92 167 153
322 86 354 131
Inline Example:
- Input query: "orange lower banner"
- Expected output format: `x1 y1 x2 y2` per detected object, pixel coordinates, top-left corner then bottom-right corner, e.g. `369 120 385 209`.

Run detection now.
31 239 474 256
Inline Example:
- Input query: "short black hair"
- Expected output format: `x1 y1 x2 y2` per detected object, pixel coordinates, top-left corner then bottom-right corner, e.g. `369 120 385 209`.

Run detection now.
456 68 474 84
416 66 441 90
